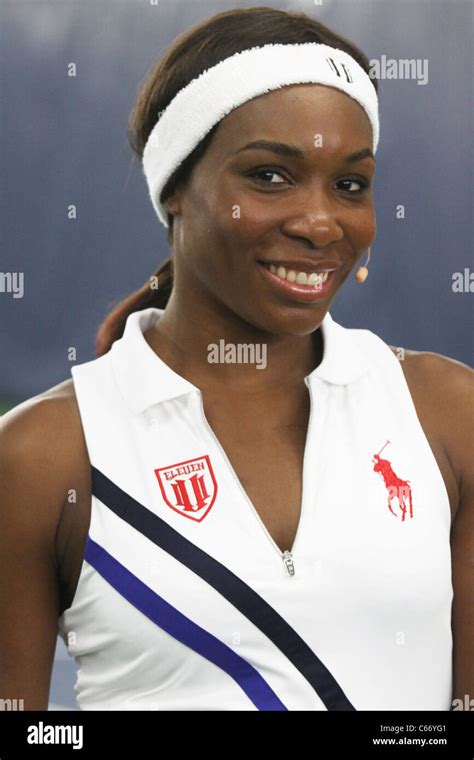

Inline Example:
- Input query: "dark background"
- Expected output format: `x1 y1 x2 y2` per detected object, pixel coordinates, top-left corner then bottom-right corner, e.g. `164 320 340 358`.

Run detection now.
0 0 472 709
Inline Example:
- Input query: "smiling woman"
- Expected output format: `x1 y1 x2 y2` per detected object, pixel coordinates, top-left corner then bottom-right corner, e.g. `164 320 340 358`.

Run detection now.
94 7 379 353
1 5 472 714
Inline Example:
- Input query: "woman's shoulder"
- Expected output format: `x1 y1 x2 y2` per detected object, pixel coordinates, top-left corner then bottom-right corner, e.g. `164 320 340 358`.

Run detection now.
1 378 84 454
387 344 473 394
1 376 91 500
388 344 473 523
0 378 91 548
0 379 92 613
387 344 473 448
387 345 473 460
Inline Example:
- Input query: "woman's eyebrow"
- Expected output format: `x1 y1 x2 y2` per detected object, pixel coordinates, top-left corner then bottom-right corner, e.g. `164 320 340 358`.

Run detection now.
234 139 375 164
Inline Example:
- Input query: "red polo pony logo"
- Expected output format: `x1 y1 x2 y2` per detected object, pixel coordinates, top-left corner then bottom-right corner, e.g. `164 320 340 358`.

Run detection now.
155 455 218 522
372 441 413 520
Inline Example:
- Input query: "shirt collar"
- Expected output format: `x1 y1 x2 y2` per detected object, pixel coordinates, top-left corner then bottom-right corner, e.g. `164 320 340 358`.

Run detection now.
110 307 371 415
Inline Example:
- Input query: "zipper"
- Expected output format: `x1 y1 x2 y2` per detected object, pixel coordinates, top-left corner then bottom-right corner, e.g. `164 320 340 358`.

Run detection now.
194 381 316 578
281 550 295 576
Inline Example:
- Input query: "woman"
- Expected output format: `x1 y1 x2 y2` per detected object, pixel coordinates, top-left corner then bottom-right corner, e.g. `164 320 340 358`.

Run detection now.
0 7 472 712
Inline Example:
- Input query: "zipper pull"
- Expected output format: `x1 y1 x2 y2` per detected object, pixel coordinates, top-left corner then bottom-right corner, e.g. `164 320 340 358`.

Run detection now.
282 550 295 576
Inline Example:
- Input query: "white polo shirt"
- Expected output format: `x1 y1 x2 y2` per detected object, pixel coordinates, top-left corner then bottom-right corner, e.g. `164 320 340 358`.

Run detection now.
58 307 453 711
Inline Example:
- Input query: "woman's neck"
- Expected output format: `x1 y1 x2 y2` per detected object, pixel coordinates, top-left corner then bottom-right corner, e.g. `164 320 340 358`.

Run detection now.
143 291 324 394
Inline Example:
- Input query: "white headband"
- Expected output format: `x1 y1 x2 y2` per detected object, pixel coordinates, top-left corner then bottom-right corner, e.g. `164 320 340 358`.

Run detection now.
142 42 379 228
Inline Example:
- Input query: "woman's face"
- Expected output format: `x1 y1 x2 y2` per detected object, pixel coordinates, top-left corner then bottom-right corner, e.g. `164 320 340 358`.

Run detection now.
165 83 376 336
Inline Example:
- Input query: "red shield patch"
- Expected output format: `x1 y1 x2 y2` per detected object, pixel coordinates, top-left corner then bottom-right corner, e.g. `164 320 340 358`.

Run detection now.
154 455 218 522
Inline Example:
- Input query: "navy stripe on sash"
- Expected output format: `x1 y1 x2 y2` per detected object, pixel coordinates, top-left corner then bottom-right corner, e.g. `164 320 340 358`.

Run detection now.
91 465 356 711
84 536 287 711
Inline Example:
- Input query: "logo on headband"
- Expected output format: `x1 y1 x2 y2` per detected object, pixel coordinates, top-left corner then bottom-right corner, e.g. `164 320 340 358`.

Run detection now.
326 57 353 83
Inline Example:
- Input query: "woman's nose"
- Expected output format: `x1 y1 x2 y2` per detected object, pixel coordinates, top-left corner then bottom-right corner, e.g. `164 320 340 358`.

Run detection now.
280 189 344 247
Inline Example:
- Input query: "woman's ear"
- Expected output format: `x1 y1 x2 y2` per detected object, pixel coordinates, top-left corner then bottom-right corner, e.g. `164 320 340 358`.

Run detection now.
163 188 182 216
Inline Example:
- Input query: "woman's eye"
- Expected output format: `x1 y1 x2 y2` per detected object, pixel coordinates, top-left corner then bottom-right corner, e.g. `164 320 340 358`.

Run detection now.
338 178 369 193
246 170 369 193
247 168 288 184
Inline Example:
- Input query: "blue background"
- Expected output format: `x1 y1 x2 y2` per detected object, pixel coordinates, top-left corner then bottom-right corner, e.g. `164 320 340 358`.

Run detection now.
0 0 472 710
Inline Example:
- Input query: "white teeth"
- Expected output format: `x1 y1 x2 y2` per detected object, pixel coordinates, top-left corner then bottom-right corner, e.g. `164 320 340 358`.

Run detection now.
265 264 329 287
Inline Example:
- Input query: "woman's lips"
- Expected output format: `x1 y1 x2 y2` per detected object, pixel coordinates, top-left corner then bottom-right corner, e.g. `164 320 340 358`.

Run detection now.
257 260 338 303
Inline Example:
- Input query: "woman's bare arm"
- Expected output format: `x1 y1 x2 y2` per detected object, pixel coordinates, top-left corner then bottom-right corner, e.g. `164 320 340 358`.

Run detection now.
441 359 474 704
0 388 82 710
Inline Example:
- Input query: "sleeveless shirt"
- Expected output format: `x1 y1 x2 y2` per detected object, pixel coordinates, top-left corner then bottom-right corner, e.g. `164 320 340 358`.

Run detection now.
57 307 453 711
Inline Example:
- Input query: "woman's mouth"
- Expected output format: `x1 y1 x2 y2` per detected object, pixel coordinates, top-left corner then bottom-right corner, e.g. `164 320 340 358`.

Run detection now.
257 261 337 303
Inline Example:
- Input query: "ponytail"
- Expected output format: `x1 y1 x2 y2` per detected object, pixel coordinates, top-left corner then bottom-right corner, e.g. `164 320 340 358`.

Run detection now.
95 257 173 357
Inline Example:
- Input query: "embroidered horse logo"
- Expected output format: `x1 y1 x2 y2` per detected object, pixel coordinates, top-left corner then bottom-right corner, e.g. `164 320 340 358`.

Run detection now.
372 440 413 521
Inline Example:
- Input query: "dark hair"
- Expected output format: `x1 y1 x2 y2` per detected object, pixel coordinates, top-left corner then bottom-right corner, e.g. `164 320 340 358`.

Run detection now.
95 5 378 356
